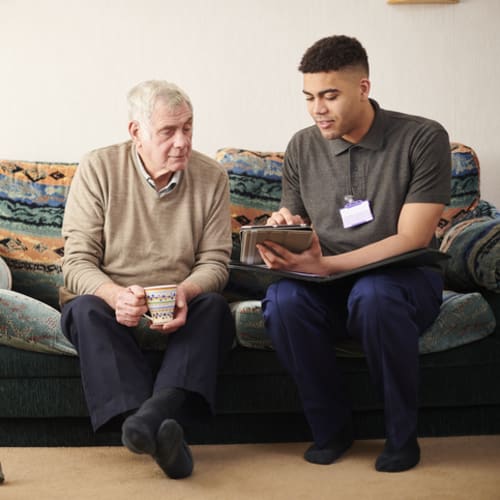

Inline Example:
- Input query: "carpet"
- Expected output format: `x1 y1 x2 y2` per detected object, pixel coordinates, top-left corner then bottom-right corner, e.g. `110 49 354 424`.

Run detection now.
1 435 500 500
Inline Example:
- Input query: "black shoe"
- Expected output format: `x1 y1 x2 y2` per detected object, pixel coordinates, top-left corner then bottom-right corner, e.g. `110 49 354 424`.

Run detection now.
121 388 187 456
121 414 156 456
154 419 193 479
375 435 420 472
304 422 354 465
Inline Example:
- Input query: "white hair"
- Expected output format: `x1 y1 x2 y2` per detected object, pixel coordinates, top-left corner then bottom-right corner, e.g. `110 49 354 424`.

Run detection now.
127 80 193 134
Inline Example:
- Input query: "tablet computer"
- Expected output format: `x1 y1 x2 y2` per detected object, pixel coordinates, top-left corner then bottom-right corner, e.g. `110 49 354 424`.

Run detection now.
239 224 313 265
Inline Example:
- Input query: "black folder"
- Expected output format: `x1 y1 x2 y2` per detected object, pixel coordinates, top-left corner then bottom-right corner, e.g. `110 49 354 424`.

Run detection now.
229 248 449 283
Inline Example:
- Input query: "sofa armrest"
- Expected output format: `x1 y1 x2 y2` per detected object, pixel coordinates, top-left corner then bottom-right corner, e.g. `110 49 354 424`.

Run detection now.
440 214 500 293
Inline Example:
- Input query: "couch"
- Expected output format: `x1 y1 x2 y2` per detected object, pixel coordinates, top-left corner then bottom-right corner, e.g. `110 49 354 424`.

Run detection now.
0 143 499 446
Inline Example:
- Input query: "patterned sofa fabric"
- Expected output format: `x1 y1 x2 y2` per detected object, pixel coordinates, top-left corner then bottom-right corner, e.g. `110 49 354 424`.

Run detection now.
440 216 500 293
435 142 481 239
0 288 76 355
215 149 283 260
433 143 500 293
0 146 498 356
0 160 77 309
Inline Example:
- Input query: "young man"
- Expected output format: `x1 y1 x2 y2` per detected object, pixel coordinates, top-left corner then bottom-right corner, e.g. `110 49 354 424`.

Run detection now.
258 36 451 472
60 80 235 479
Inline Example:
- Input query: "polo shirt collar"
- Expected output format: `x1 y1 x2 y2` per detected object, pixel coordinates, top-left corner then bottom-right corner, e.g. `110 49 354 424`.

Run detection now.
329 99 385 155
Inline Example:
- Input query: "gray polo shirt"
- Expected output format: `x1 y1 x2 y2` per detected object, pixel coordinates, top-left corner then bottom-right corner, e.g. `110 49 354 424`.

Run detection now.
281 100 451 255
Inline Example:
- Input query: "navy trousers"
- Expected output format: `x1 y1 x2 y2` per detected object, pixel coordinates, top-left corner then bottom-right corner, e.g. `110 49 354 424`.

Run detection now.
61 292 235 431
262 267 443 449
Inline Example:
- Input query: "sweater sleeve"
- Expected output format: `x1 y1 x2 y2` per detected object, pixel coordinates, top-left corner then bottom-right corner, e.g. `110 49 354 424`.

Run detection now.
61 151 114 298
183 167 232 293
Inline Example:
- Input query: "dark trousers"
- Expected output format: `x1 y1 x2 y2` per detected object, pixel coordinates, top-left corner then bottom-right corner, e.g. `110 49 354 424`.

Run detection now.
61 292 235 431
262 267 443 449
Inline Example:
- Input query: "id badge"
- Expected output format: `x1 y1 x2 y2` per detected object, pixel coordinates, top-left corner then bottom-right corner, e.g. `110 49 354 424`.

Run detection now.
340 199 374 228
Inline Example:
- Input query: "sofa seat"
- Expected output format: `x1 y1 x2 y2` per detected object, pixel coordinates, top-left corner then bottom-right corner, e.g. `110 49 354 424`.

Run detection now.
1 290 499 446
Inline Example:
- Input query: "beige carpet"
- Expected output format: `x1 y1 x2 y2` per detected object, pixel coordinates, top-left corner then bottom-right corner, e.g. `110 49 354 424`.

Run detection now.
2 435 500 500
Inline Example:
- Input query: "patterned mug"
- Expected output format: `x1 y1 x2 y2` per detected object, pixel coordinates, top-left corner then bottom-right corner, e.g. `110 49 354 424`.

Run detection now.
143 284 177 325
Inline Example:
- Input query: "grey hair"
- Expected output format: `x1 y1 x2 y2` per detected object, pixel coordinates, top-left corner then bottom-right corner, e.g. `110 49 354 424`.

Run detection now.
127 80 193 133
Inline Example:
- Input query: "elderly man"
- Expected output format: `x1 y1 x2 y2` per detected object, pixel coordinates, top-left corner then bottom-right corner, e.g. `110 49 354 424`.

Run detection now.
60 80 235 479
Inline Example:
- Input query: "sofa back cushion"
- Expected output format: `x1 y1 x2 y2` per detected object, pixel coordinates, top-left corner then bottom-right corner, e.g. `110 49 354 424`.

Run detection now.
0 160 77 309
215 149 283 260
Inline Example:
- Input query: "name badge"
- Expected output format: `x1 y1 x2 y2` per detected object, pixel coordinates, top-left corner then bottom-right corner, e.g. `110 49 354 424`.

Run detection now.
340 199 374 228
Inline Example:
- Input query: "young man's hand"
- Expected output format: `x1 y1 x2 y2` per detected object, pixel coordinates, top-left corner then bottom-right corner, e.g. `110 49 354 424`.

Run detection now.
266 207 306 226
257 231 330 276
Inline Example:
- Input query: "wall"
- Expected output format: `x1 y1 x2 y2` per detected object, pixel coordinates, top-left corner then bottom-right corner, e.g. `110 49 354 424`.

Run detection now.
1 0 499 206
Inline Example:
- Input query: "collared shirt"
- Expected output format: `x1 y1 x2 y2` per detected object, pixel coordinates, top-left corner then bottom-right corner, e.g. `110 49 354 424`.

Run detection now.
134 147 181 197
281 99 451 255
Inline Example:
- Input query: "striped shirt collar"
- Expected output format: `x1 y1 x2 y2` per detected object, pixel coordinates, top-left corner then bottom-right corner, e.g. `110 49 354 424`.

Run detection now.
134 146 181 197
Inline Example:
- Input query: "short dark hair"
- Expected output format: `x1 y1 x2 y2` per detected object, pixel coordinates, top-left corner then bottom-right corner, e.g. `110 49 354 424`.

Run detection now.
299 35 369 76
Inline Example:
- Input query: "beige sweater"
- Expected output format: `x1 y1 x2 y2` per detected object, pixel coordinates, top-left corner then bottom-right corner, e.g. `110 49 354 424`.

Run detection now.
60 141 231 305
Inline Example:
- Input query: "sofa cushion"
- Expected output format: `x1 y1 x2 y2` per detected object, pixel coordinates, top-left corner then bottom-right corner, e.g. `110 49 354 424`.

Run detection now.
0 288 172 356
215 148 283 260
0 159 77 310
419 290 496 352
436 143 481 239
0 289 77 355
229 289 496 355
0 256 12 290
440 216 500 293
435 143 498 237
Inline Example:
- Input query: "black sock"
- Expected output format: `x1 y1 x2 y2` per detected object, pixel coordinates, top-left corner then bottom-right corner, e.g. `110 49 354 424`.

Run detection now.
122 387 187 455
304 421 354 465
154 419 193 479
375 434 420 472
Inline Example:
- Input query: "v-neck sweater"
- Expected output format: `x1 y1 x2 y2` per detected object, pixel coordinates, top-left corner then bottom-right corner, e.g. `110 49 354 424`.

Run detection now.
60 141 231 305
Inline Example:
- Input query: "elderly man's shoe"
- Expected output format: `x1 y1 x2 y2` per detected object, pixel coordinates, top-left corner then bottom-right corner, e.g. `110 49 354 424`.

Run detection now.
121 415 156 455
154 419 193 479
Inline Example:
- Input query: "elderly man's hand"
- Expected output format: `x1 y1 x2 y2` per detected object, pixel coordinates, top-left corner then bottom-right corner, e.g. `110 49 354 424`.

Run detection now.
114 285 148 327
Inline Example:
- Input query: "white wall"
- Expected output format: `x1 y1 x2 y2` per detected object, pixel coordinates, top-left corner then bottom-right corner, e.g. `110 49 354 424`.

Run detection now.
1 0 499 206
